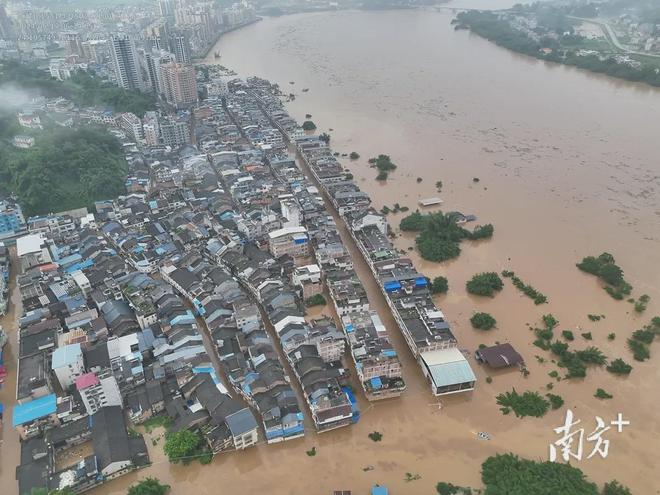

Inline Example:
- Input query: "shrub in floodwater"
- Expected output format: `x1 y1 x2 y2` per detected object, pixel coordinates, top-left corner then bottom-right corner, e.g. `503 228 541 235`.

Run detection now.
368 431 383 442
594 388 613 399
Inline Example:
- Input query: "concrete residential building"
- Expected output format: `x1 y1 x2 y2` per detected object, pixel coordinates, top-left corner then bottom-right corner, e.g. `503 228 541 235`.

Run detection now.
0 200 26 239
51 343 85 390
268 226 310 259
63 31 83 57
161 62 198 108
169 33 191 64
76 372 123 415
144 49 175 95
159 116 190 147
110 34 143 91
119 112 145 142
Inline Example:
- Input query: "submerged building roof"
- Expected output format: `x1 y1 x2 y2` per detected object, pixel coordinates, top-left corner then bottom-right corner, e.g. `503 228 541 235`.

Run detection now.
476 343 524 369
421 348 476 389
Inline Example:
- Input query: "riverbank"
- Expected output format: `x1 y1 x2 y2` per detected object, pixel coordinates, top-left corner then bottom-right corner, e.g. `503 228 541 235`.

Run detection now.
454 10 660 88
195 18 262 60
195 9 660 493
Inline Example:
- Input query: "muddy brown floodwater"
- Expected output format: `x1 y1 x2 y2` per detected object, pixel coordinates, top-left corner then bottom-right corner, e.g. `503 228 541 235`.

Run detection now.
3 2 660 494
97 5 660 495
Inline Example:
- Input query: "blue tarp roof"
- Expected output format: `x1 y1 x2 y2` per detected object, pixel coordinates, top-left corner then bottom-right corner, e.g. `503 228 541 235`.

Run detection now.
12 394 57 427
415 277 428 287
64 259 93 273
55 253 82 269
384 281 401 291
370 377 383 390
372 486 389 495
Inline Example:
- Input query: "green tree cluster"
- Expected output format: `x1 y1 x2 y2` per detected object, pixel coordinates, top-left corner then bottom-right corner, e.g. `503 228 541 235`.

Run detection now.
576 252 632 299
305 294 327 307
545 393 564 410
606 358 633 375
455 10 660 88
430 276 449 294
0 61 156 117
470 312 496 330
594 388 613 400
0 126 127 216
400 211 494 262
496 389 550 418
626 316 660 361
481 453 599 494
302 120 317 131
466 272 503 297
163 430 206 464
368 154 397 180
127 478 170 495
436 482 472 495
501 270 547 304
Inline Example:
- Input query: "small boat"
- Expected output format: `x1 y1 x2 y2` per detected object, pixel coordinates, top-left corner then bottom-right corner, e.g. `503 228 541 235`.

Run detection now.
418 197 443 207
302 88 309 92
214 51 221 58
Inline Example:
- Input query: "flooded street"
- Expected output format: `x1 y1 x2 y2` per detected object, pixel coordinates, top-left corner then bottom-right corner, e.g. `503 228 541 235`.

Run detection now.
3 1 660 494
0 250 23 493
107 5 657 495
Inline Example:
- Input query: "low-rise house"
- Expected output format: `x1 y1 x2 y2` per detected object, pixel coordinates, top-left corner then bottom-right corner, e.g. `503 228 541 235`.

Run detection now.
12 393 60 440
91 406 149 478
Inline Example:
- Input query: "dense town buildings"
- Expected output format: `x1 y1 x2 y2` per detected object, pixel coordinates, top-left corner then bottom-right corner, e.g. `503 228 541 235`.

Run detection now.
0 54 482 493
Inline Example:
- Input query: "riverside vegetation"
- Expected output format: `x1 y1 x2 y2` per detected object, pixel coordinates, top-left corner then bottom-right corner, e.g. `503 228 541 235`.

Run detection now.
400 211 493 262
501 270 547 304
466 272 503 297
0 124 128 216
0 61 156 216
530 314 624 379
0 61 155 116
576 252 632 300
454 8 660 88
436 453 632 494
369 154 397 180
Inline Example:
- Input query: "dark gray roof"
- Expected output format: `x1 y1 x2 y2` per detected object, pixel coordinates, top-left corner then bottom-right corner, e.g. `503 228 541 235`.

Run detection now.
17 440 51 495
477 343 524 368
91 406 132 470
169 268 199 290
225 407 258 437
48 416 91 445
84 343 111 370
101 300 136 326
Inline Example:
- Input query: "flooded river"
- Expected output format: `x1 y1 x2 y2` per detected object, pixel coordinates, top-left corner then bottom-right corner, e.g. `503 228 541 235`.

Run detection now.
3 1 660 494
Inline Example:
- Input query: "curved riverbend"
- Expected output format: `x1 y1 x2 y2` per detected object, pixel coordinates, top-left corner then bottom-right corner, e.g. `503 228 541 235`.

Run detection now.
85 4 659 495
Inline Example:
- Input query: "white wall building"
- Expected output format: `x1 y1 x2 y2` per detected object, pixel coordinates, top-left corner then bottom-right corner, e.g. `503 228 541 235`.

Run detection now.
51 343 85 389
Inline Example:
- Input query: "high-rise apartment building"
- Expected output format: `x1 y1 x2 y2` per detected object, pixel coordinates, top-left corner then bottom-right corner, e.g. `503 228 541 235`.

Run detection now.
169 32 191 64
145 49 175 95
161 62 197 108
110 34 143 91
63 31 82 57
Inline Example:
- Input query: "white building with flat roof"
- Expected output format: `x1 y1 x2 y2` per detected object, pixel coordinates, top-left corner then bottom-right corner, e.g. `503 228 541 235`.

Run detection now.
51 343 85 389
419 347 476 396
268 226 310 259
